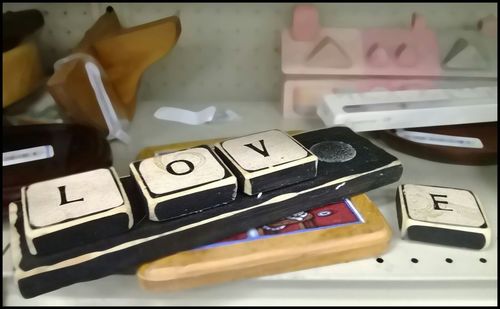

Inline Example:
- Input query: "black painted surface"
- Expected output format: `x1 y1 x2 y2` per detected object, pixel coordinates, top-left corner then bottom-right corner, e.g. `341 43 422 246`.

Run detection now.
154 183 237 221
31 213 131 256
396 186 403 230
407 225 486 249
12 126 403 298
247 159 317 195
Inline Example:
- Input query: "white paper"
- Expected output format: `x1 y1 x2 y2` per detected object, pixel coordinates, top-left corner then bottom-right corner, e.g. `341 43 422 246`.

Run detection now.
154 106 241 125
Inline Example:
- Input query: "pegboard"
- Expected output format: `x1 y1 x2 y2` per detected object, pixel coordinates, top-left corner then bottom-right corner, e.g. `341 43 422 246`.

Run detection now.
2 3 498 103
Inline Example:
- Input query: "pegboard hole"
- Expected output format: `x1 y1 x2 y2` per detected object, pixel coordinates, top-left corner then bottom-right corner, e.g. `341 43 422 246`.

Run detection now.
445 258 453 263
479 258 487 263
411 258 419 263
376 258 384 263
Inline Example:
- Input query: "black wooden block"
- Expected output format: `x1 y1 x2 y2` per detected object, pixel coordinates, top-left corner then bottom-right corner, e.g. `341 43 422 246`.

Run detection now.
129 145 238 221
214 130 318 195
20 168 133 256
396 184 491 250
10 126 403 298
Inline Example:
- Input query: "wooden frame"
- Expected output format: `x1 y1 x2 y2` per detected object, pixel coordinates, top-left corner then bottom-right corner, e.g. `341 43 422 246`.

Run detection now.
137 194 392 292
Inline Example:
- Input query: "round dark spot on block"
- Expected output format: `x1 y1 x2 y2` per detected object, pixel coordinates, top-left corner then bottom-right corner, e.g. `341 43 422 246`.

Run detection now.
446 258 453 263
310 141 356 163
376 257 384 263
479 258 487 263
411 258 419 263
106 6 114 13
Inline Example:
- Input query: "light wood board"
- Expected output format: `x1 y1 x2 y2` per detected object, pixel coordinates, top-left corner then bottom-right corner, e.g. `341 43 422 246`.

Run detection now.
137 193 392 292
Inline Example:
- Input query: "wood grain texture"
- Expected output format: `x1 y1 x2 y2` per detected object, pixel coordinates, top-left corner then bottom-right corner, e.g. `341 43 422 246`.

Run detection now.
137 194 391 292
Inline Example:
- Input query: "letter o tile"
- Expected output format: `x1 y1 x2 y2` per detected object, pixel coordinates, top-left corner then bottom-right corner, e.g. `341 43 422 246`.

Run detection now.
130 145 237 221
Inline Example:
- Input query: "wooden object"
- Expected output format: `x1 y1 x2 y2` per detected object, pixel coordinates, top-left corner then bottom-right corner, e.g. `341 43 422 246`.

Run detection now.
9 126 403 298
379 122 497 165
135 131 303 160
47 6 181 133
21 168 133 255
443 38 487 69
130 146 237 221
137 194 391 292
283 9 441 77
306 36 352 68
281 6 497 121
478 15 497 37
214 130 318 195
396 184 491 250
3 9 44 52
291 4 320 41
3 41 44 108
2 124 112 209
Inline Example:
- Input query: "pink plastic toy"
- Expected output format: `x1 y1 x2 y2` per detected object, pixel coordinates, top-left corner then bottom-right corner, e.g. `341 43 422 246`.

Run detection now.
291 4 320 41
281 5 497 119
478 15 497 37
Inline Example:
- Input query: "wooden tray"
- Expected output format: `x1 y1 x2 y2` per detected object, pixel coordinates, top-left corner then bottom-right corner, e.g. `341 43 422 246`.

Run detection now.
137 193 391 292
